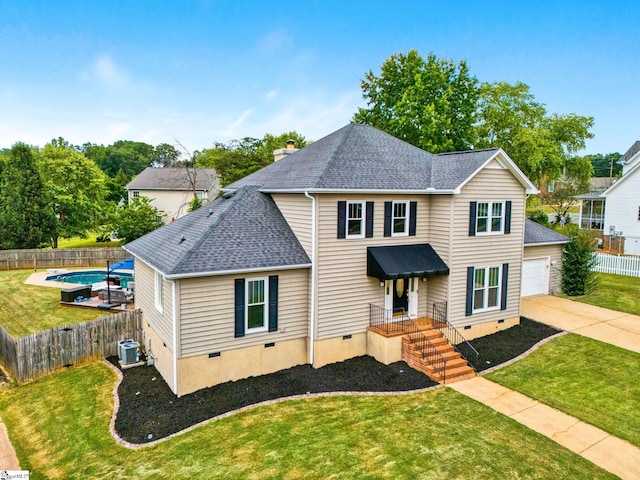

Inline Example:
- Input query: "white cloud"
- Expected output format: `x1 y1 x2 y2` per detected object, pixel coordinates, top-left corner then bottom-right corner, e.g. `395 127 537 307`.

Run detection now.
265 90 278 100
256 27 291 54
83 56 131 89
221 108 255 137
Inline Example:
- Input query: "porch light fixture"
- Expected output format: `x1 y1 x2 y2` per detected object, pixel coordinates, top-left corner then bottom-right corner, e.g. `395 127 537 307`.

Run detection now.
422 277 427 282
379 281 385 287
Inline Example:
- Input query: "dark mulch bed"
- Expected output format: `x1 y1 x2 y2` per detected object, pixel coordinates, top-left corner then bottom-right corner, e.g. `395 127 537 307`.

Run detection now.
109 317 562 444
108 355 436 444
471 317 562 372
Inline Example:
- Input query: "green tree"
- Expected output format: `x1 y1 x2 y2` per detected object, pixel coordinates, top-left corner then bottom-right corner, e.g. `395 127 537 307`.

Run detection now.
85 140 153 179
153 143 183 167
353 50 479 153
476 82 594 186
196 131 308 187
583 152 623 178
0 143 55 249
39 139 111 248
111 196 164 243
562 229 599 296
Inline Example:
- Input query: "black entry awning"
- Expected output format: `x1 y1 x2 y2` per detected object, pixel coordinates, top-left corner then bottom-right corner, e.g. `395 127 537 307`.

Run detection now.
367 244 449 280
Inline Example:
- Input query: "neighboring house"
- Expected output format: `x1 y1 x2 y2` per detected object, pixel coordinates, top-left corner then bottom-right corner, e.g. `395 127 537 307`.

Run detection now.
577 141 640 255
125 124 545 397
522 219 569 297
125 167 219 222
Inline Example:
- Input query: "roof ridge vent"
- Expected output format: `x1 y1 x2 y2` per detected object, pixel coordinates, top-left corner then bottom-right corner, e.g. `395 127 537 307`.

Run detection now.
222 191 234 199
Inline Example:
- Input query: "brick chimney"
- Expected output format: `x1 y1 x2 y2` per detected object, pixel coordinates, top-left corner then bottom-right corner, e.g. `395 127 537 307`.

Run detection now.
273 139 298 162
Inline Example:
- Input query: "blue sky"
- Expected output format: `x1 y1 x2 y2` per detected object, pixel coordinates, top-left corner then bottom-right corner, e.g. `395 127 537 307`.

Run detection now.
1 1 638 155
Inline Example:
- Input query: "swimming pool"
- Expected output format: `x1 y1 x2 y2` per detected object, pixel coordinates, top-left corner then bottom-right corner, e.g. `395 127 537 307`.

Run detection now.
46 270 134 288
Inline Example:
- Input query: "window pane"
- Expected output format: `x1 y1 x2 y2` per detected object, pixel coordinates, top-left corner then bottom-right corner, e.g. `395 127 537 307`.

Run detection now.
491 217 502 231
348 203 362 219
394 203 406 218
492 203 502 217
247 305 264 329
393 218 406 233
248 280 264 304
477 218 488 233
488 287 499 307
477 203 488 217
489 267 500 287
474 269 485 288
473 290 484 309
348 219 361 235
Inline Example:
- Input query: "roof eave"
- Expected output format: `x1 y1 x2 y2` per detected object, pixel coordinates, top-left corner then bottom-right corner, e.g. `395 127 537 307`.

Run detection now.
524 240 570 247
163 263 312 280
257 188 458 195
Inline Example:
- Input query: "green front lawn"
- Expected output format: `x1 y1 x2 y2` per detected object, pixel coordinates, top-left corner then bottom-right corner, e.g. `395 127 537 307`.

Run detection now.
0 361 614 479
487 334 640 447
0 270 103 337
571 273 640 315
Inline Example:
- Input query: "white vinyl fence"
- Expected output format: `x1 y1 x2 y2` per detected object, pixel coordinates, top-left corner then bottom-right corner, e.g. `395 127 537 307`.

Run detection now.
593 253 640 278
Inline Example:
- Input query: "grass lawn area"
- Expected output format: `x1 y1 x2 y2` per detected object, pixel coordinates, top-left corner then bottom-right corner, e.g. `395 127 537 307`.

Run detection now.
487 334 640 447
0 270 103 337
571 272 640 315
57 234 123 249
0 362 614 479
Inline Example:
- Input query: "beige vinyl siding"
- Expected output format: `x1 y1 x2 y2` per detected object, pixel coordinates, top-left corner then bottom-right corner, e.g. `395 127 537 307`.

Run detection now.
524 244 564 295
271 194 313 256
135 260 175 350
448 164 527 328
426 194 454 309
178 268 309 357
316 194 431 339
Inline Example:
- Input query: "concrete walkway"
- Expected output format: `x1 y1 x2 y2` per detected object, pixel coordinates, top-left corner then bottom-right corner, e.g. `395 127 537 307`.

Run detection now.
0 415 19 470
450 377 640 480
522 295 640 353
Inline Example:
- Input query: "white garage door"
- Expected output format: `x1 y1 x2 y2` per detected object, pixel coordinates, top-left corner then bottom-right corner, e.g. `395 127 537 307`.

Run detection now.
521 258 549 297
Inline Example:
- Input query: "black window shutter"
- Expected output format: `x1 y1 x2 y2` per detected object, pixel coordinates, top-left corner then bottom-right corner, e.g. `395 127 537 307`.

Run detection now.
465 267 474 316
337 201 346 239
365 202 374 238
234 278 245 337
469 202 477 236
504 201 512 234
409 201 417 236
268 275 278 332
384 202 392 237
501 263 509 311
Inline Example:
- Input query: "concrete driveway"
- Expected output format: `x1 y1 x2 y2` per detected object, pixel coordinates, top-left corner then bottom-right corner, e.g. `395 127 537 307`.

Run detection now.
521 295 640 354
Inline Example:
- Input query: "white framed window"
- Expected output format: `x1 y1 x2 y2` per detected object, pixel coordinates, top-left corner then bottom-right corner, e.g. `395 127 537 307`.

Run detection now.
132 191 140 198
346 201 364 238
476 201 504 235
195 191 203 200
473 266 502 312
392 201 409 236
154 271 163 312
245 278 268 333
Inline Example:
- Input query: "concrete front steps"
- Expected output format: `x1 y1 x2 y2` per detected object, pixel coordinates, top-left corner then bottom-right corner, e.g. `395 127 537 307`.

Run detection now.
401 329 475 384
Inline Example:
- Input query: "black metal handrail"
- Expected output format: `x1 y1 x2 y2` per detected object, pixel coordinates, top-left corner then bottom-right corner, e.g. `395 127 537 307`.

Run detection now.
432 301 479 371
403 317 448 384
369 304 447 383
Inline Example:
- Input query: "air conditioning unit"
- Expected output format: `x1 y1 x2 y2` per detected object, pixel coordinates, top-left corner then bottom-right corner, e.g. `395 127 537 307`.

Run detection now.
118 339 135 360
121 342 141 365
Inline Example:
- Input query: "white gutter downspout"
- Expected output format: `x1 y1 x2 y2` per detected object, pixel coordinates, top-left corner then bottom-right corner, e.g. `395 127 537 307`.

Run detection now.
304 190 316 366
171 280 178 394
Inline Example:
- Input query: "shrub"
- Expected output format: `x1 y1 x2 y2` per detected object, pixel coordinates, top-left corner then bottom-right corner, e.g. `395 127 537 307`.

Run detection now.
527 209 549 226
562 229 599 296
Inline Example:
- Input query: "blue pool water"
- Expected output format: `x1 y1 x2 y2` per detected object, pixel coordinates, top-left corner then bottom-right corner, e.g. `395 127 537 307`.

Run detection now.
46 270 134 288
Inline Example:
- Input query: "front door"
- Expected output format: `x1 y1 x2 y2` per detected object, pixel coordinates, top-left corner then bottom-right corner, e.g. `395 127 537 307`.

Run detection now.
393 278 409 313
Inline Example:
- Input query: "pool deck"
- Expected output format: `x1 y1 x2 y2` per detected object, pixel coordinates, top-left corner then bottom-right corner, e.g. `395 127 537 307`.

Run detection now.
26 269 136 311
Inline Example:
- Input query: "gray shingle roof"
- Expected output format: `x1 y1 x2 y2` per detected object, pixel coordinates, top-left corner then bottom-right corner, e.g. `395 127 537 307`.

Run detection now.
524 219 569 245
227 124 499 192
124 186 310 277
621 141 640 164
126 167 218 191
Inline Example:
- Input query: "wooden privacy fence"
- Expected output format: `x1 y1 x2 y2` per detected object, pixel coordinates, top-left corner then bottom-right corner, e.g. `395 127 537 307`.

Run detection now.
0 309 143 383
0 247 129 270
593 252 640 278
